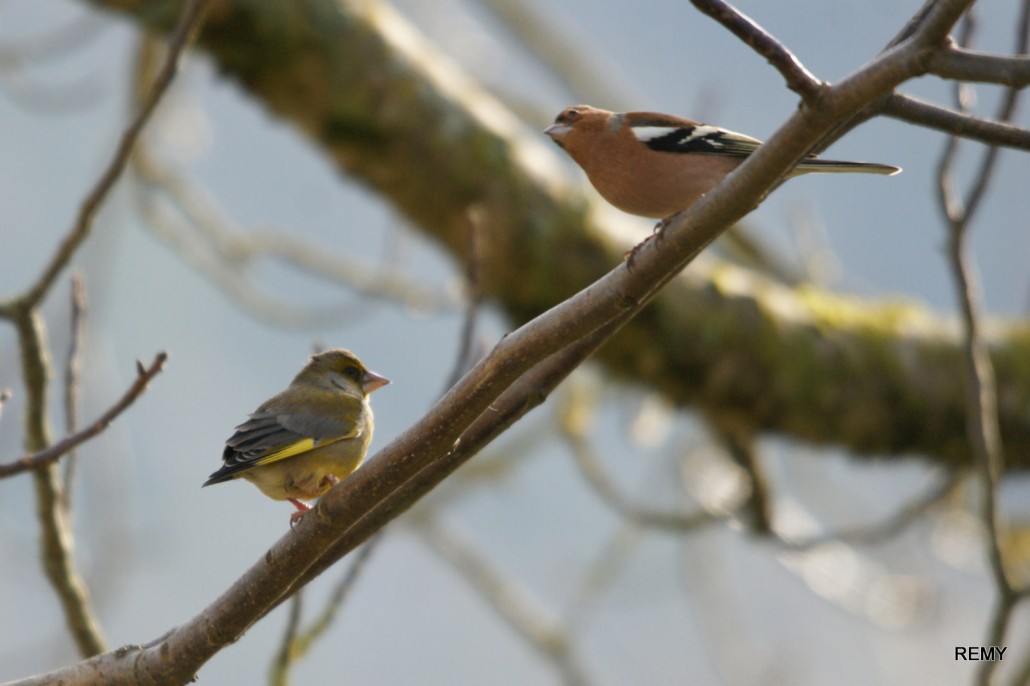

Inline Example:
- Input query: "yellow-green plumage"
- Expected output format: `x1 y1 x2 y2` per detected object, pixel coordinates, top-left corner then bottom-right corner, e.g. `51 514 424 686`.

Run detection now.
204 349 389 516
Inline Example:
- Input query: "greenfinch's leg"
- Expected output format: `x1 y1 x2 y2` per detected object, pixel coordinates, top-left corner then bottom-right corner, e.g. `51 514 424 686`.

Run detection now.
288 498 310 526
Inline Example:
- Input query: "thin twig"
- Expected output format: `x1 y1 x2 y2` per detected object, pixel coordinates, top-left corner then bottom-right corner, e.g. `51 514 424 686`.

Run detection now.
0 353 168 479
708 418 771 535
883 92 1030 151
566 524 642 629
269 533 384 686
60 274 86 511
14 0 210 310
131 136 454 325
777 470 961 551
558 388 721 534
410 511 592 686
816 0 979 156
689 0 823 100
269 591 303 686
443 207 484 393
14 307 107 657
299 535 382 648
471 0 638 108
885 0 946 47
935 7 1029 685
929 47 1030 88
126 32 452 325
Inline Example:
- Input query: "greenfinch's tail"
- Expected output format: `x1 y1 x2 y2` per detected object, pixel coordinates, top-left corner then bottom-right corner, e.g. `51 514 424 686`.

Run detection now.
202 464 238 487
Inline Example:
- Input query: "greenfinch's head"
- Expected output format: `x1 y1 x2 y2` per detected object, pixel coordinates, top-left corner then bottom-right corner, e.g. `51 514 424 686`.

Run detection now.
295 348 390 397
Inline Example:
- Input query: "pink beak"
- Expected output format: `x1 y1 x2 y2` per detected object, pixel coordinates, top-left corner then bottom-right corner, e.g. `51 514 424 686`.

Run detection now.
361 370 390 393
544 123 570 138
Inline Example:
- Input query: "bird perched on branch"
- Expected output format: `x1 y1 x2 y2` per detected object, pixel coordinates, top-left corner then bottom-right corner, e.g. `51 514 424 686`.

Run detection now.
204 348 389 525
544 104 900 220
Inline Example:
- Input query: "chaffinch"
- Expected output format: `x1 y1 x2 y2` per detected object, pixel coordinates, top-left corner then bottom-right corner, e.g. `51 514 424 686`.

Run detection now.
544 105 900 219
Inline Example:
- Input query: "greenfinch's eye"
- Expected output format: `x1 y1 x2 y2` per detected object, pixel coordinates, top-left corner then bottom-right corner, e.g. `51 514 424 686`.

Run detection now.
342 366 361 380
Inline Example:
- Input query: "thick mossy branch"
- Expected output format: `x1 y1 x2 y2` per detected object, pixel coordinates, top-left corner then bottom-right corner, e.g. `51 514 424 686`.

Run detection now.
89 0 1030 467
661 263 1030 463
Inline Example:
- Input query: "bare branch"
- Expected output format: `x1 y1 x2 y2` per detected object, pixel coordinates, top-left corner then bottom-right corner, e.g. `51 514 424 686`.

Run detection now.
883 92 1030 151
905 0 979 49
709 419 771 535
0 353 168 479
688 0 823 100
130 123 455 326
885 0 945 47
60 274 87 511
935 8 1030 684
269 591 303 686
930 47 1030 87
558 389 722 533
567 525 642 629
888 0 1030 154
269 535 383 685
409 512 592 686
0 0 207 662
9 306 108 657
12 0 210 310
777 470 961 551
471 0 637 108
442 208 485 393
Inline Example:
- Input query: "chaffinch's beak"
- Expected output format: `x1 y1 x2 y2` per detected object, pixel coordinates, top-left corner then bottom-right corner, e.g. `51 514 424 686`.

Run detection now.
544 123 570 149
544 122 570 139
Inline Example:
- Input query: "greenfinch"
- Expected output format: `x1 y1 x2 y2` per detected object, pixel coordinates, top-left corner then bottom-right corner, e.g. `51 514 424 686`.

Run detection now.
204 348 389 523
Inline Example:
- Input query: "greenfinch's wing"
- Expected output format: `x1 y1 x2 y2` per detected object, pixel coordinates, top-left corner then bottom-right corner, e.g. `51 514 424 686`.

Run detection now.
204 392 367 485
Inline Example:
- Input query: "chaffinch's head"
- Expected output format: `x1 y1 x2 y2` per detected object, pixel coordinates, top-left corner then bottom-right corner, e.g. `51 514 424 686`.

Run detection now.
543 105 607 151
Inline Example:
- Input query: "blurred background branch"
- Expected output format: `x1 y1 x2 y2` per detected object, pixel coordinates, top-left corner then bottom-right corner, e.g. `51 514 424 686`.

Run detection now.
936 7 1030 685
0 0 209 662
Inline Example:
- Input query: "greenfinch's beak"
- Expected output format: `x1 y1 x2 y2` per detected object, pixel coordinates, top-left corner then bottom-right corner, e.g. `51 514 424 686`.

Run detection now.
361 370 390 394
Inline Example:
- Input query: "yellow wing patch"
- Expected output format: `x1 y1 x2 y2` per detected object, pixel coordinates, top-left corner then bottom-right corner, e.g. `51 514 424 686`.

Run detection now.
252 436 344 467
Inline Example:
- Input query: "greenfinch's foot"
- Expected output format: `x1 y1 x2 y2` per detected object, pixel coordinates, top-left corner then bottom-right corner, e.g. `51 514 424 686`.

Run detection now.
322 473 341 488
288 498 311 527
